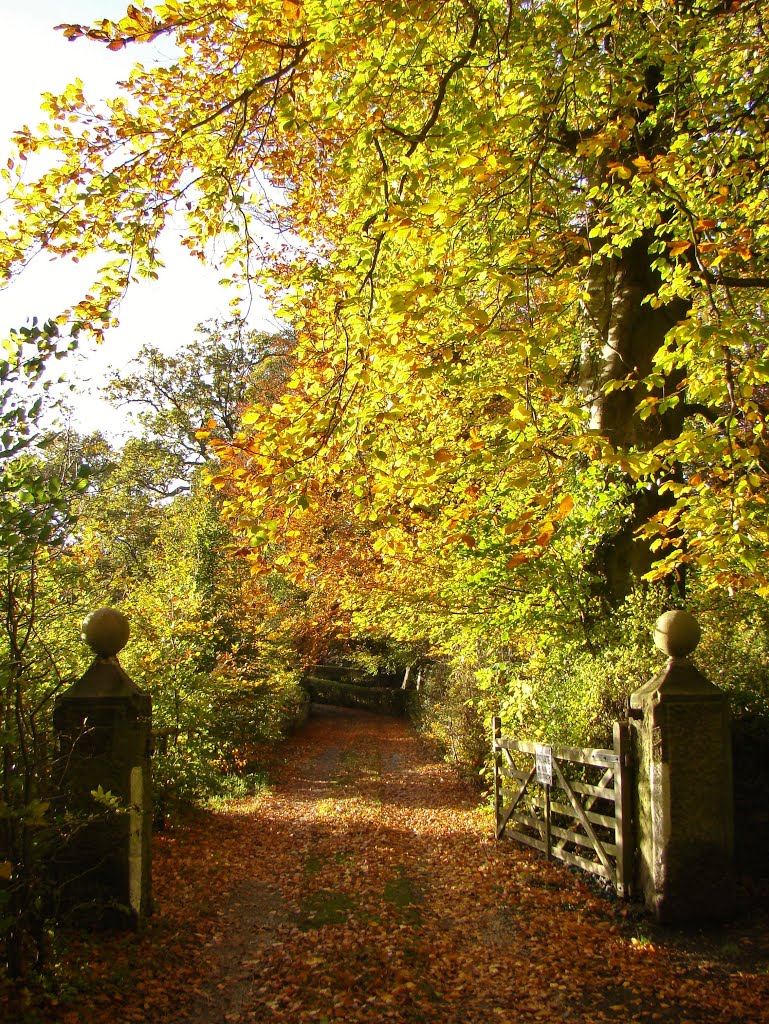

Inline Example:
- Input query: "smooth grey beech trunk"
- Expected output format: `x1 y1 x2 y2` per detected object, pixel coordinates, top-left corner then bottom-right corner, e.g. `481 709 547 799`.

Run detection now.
579 233 692 601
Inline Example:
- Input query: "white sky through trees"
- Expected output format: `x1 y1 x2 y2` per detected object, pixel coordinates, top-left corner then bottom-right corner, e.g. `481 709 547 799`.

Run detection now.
0 1 276 439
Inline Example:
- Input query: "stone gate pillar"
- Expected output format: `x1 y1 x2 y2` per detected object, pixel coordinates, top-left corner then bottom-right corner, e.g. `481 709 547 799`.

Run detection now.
629 610 735 923
53 609 152 927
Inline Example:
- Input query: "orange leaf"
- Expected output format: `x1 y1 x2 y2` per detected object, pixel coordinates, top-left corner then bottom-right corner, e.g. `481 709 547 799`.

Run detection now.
535 522 555 546
668 239 692 257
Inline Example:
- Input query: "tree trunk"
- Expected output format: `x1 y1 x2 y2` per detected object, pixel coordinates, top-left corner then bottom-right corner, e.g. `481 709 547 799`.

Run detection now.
580 235 690 602
581 234 690 448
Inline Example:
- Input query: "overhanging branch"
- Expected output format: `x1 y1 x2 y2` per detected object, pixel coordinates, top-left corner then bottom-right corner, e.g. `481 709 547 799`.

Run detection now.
382 8 481 156
702 273 769 290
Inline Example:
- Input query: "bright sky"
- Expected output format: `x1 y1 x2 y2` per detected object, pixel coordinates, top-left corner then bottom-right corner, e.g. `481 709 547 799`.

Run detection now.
0 1 278 439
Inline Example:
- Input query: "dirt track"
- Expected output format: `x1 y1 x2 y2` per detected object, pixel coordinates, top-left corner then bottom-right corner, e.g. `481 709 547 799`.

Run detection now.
12 705 769 1023
175 706 769 1024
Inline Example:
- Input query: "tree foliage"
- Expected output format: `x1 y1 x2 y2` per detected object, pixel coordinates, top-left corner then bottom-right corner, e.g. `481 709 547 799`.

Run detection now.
3 2 767 592
63 328 310 807
0 331 90 976
2 2 769 751
105 321 294 472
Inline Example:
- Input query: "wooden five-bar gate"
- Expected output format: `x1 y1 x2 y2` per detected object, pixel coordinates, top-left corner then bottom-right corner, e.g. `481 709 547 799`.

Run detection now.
492 716 633 897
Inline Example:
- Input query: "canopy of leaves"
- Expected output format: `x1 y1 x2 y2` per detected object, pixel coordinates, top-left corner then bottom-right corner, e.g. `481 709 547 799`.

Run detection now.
2 0 769 668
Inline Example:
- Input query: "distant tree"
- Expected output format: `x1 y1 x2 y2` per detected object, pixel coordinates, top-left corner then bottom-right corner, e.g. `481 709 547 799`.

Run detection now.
104 321 294 472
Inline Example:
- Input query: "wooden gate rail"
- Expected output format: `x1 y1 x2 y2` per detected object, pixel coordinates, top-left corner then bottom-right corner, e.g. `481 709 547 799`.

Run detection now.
492 716 633 897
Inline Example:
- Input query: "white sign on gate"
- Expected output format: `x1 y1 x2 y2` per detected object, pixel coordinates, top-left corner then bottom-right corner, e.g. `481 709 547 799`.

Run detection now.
535 744 553 786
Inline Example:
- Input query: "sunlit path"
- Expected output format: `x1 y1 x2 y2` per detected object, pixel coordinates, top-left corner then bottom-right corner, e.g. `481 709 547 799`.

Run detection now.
12 705 767 1024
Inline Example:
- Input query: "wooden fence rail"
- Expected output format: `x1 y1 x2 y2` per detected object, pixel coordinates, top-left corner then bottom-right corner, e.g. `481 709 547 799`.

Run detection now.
150 727 183 755
492 716 633 897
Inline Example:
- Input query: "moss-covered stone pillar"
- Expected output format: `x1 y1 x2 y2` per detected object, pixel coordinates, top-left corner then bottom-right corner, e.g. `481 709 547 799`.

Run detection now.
629 611 735 923
53 609 152 927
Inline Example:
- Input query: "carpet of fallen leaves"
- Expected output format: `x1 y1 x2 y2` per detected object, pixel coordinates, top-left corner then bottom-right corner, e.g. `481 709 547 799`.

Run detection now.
5 705 769 1023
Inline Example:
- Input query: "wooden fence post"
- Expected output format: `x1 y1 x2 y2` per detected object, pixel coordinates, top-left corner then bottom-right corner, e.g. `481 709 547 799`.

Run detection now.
492 715 502 839
613 720 633 899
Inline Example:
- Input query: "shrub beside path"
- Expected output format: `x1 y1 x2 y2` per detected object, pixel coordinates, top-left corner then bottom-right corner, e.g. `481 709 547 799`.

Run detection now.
8 705 769 1023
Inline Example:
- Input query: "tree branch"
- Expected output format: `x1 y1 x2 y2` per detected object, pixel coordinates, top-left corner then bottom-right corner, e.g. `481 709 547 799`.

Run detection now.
382 10 481 155
702 273 769 289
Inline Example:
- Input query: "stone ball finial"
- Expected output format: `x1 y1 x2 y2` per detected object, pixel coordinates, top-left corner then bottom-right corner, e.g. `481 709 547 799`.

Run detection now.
82 608 130 658
653 610 701 659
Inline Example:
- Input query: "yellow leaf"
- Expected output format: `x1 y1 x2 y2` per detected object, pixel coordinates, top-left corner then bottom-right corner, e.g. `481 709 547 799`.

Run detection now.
607 162 632 179
0 861 12 880
668 239 692 257
433 448 454 463
457 153 480 168
558 495 574 516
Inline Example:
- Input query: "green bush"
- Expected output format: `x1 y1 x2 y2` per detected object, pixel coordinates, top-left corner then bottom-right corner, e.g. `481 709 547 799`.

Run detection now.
406 662 488 777
148 666 308 816
415 585 769 782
